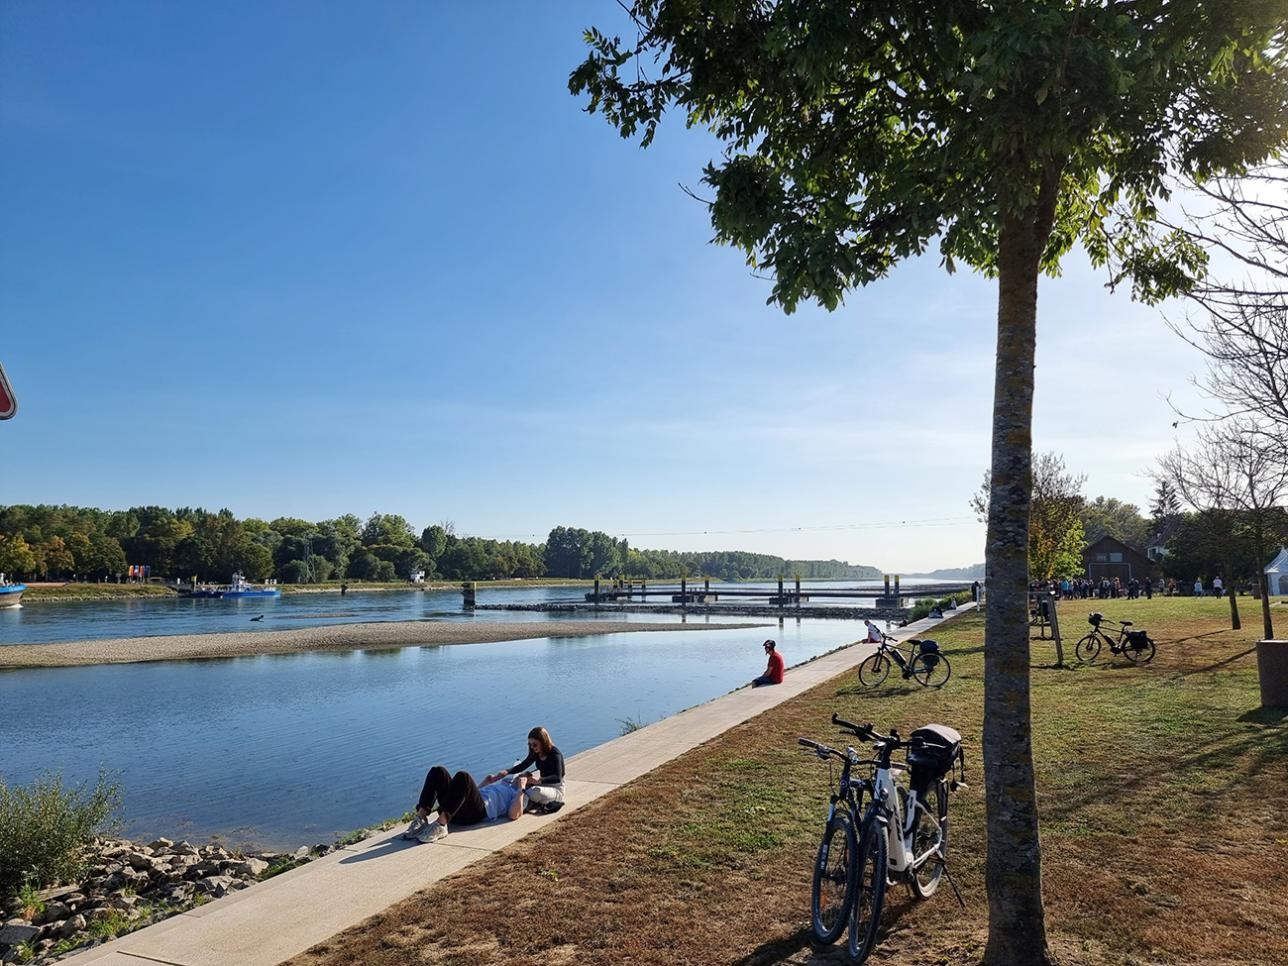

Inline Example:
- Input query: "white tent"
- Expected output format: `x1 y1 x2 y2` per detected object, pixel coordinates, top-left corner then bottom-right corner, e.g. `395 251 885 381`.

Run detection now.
1266 547 1288 597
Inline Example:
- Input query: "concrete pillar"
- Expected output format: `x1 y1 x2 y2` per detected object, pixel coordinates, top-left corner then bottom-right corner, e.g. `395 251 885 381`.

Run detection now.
1257 640 1288 708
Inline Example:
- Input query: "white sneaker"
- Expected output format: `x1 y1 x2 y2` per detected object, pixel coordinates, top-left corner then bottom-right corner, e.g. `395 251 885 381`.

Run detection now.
402 815 428 840
417 821 448 844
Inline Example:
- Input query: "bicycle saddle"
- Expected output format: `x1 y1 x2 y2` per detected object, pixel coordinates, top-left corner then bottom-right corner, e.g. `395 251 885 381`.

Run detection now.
1121 620 1133 626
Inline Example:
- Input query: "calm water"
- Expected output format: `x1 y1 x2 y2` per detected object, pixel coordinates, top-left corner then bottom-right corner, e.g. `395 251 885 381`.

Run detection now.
0 579 950 646
0 616 874 849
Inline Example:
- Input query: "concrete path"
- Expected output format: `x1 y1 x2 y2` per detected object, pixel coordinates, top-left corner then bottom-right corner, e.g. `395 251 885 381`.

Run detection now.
62 605 975 966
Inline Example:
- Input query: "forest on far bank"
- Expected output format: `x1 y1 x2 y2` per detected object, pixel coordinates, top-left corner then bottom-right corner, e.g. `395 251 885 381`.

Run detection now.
0 505 882 584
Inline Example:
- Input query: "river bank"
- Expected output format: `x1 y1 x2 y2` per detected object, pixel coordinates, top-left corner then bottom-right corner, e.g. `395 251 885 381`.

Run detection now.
0 619 765 669
19 579 595 604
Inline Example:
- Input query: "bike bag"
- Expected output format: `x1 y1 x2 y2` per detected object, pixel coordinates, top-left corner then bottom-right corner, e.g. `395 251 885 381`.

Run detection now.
1126 630 1151 650
1088 612 1103 626
916 639 940 668
907 724 963 792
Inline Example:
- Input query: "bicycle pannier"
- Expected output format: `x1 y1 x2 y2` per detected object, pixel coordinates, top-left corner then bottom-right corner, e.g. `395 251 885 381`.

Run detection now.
907 724 962 792
1126 630 1150 651
917 639 940 669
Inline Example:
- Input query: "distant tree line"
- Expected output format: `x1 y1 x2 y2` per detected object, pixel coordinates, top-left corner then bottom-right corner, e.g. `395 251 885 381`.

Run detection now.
0 506 879 584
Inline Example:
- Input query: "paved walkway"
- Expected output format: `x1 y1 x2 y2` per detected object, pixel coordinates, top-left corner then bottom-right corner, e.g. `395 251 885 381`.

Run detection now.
63 605 975 966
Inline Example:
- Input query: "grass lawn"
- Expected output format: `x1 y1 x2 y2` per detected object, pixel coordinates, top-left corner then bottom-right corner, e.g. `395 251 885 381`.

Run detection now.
286 597 1288 966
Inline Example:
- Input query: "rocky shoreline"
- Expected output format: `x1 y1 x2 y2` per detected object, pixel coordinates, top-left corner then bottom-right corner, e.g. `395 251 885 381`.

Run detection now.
0 832 360 965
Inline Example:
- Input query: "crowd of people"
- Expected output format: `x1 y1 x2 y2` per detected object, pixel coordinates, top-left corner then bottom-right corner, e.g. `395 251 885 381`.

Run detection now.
1029 574 1236 600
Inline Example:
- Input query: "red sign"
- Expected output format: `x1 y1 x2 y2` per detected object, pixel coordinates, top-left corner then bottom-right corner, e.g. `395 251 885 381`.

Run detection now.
0 362 16 419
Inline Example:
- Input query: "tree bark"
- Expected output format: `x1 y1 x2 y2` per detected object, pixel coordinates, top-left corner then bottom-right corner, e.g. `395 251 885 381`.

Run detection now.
1260 572 1275 639
1226 560 1241 630
982 211 1056 966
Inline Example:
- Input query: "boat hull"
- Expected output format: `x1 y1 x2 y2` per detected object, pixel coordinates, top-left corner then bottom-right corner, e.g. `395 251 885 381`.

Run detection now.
0 584 25 608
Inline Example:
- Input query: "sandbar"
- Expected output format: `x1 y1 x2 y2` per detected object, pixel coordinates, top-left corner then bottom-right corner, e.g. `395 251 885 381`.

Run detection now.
0 619 768 669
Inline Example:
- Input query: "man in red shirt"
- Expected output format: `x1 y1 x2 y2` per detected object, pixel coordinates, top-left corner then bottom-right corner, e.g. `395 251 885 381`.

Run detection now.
751 639 785 687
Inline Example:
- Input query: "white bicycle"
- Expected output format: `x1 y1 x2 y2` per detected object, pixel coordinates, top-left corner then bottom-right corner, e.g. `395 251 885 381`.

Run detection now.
800 714 966 963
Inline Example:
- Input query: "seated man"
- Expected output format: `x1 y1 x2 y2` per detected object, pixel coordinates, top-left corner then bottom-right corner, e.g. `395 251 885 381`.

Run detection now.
929 605 944 619
403 765 534 843
863 619 885 643
751 639 785 687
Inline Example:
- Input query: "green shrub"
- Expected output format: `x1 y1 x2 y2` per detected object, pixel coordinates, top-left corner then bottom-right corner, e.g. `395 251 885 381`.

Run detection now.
0 771 121 898
907 591 972 622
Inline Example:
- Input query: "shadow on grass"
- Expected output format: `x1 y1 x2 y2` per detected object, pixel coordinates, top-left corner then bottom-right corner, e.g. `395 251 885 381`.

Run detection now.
1238 705 1288 725
733 926 845 965
835 683 923 699
1175 646 1258 678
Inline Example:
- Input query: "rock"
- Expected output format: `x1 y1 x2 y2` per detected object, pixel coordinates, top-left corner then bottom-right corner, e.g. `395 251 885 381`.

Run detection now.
107 895 138 911
62 893 87 909
293 846 310 860
127 852 156 871
197 876 234 898
226 858 269 877
37 900 70 924
173 841 199 857
147 837 174 852
59 914 87 939
0 922 40 944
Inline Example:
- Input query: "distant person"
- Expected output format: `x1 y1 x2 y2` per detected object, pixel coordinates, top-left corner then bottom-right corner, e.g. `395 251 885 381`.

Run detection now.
1213 575 1224 598
929 604 944 619
751 639 785 687
340 582 348 597
403 764 534 844
1194 578 1204 597
971 580 980 602
485 726 565 811
864 619 884 644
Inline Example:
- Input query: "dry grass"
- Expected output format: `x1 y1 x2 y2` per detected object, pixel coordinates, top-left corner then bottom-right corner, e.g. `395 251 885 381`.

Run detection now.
286 597 1287 966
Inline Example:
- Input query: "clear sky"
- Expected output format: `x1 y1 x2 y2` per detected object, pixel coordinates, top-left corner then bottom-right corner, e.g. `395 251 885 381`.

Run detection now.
0 2 1213 573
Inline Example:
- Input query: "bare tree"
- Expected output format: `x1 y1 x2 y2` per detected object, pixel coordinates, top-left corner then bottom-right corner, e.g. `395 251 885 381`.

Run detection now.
1158 423 1288 637
1164 164 1288 447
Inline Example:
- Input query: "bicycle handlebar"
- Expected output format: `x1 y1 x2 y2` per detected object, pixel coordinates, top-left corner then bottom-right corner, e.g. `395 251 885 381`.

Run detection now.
831 713 902 747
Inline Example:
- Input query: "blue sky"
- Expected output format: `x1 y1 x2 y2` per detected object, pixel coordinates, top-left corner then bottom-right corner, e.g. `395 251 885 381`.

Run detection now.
1 2 1212 572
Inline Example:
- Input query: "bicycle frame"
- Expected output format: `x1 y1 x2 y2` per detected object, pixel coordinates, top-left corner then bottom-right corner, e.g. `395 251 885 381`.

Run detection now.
864 756 943 876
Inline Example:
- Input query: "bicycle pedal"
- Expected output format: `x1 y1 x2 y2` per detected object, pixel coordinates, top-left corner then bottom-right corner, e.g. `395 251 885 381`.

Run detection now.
951 780 969 791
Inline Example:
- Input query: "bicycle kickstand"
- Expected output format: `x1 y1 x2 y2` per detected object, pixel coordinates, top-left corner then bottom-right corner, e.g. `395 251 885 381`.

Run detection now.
937 857 967 909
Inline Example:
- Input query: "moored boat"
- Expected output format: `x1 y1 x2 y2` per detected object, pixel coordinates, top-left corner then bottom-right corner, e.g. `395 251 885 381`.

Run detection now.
180 573 281 600
0 582 25 608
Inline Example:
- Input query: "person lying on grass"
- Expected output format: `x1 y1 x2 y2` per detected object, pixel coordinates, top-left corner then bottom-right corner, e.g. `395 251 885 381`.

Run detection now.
403 765 536 843
487 726 566 811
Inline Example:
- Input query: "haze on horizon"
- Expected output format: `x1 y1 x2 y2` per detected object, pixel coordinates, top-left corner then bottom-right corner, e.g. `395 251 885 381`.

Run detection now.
0 2 1211 574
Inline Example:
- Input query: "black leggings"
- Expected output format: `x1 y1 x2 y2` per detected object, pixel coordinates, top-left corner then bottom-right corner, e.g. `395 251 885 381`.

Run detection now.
417 765 487 825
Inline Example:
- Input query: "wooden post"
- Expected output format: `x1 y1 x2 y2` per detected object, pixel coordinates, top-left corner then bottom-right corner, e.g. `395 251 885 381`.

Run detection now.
884 574 891 598
681 576 687 607
795 576 801 611
778 576 784 608
1047 592 1064 666
462 581 476 608
894 575 901 599
594 577 600 603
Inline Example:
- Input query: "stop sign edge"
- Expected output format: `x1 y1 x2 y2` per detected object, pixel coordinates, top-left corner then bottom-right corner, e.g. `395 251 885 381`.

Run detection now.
0 362 16 419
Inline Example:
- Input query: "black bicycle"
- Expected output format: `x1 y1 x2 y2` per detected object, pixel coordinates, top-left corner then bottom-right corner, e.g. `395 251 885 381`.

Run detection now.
857 632 952 688
1075 612 1156 664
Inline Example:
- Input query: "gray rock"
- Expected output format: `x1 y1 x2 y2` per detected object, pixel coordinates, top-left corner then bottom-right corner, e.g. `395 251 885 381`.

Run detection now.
173 840 199 857
226 858 269 877
0 922 40 944
292 846 310 860
37 900 69 924
197 875 234 898
59 914 87 939
147 837 174 852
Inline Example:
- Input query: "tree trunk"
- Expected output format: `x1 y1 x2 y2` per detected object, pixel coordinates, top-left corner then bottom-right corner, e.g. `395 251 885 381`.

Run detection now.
982 214 1056 966
1226 561 1241 630
1260 572 1275 639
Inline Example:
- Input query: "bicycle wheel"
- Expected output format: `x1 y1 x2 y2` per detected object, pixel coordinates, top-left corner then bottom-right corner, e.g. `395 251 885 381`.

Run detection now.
1124 636 1156 664
810 810 857 944
909 781 948 899
847 815 889 964
858 653 891 688
1075 633 1101 663
910 652 951 688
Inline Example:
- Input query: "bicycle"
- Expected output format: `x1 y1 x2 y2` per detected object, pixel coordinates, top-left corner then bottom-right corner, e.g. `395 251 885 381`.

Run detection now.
857 632 952 688
1075 612 1156 664
800 713 966 963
